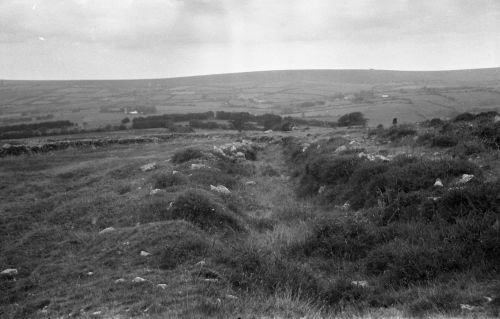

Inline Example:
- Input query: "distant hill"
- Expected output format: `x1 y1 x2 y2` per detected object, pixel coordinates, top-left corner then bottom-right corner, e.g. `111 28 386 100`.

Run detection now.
1 68 500 126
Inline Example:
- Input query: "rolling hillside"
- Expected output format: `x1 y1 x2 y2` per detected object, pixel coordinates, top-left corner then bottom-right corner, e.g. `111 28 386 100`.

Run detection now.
1 68 500 127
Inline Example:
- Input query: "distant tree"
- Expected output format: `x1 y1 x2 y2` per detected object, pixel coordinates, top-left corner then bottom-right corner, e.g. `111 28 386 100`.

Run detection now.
230 118 247 132
337 112 367 127
121 117 130 124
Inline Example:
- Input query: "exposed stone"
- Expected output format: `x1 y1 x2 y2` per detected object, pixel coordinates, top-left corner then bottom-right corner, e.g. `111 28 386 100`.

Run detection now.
460 304 477 311
191 163 208 170
140 162 157 172
318 185 326 194
0 268 18 276
245 181 256 186
210 185 231 194
98 227 116 235
335 145 347 153
140 251 151 257
149 189 162 195
434 178 444 187
114 278 126 284
458 174 474 184
132 277 147 283
264 130 273 133
351 280 369 288
157 284 167 289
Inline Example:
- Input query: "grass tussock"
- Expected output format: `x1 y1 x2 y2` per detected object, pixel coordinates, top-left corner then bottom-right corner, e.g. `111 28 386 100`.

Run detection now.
168 189 244 232
171 147 206 164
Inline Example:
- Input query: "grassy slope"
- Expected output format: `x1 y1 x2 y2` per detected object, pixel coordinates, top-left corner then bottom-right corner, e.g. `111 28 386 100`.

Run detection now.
1 68 500 127
0 125 499 318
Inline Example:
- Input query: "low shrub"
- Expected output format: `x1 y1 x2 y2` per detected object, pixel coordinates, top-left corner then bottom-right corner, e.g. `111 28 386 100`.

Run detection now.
159 236 210 269
432 135 458 147
383 125 418 142
297 154 363 197
407 290 460 317
218 244 320 296
153 172 188 189
453 112 475 122
364 241 460 287
189 168 239 189
215 159 255 177
169 190 243 231
291 218 396 261
171 148 205 164
449 141 486 157
338 112 367 127
260 164 280 177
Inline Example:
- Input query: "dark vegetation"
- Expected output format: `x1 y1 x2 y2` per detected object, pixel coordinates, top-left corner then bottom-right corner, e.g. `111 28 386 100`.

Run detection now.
1 108 499 318
337 112 367 127
0 120 75 139
280 122 500 316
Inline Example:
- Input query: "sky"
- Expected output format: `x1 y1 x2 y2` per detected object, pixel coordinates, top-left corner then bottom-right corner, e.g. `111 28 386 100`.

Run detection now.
0 0 499 80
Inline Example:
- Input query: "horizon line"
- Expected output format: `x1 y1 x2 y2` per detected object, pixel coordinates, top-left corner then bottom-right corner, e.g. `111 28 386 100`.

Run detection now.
2 66 500 82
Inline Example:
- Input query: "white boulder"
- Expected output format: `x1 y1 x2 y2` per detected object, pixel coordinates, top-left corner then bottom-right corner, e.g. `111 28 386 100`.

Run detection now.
0 268 18 276
210 185 231 194
99 227 116 235
132 277 147 283
434 178 444 187
335 145 347 153
458 174 474 184
191 163 208 170
140 162 157 172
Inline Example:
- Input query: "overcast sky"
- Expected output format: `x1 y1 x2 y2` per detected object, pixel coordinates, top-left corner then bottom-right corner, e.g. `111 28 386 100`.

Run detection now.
0 0 499 80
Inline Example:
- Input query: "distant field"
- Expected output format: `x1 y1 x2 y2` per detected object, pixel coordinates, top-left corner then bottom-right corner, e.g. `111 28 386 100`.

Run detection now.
1 68 500 127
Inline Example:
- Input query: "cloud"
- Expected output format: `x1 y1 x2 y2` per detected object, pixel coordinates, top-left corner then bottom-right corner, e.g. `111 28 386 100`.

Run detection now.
0 0 498 79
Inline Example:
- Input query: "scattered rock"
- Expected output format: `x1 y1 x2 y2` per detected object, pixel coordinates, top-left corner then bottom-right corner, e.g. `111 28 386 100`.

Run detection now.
318 185 326 195
210 185 231 194
195 260 206 266
301 143 310 153
351 280 369 288
204 278 218 283
235 151 245 158
484 296 493 303
264 130 273 133
460 304 477 311
140 250 151 257
140 162 157 172
191 163 208 170
157 284 167 290
91 311 102 316
98 227 116 235
172 170 179 174
0 268 18 276
87 272 94 276
458 174 474 184
226 294 238 300
132 277 147 283
335 145 347 153
149 188 162 195
114 278 126 284
434 178 444 187
245 181 256 186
